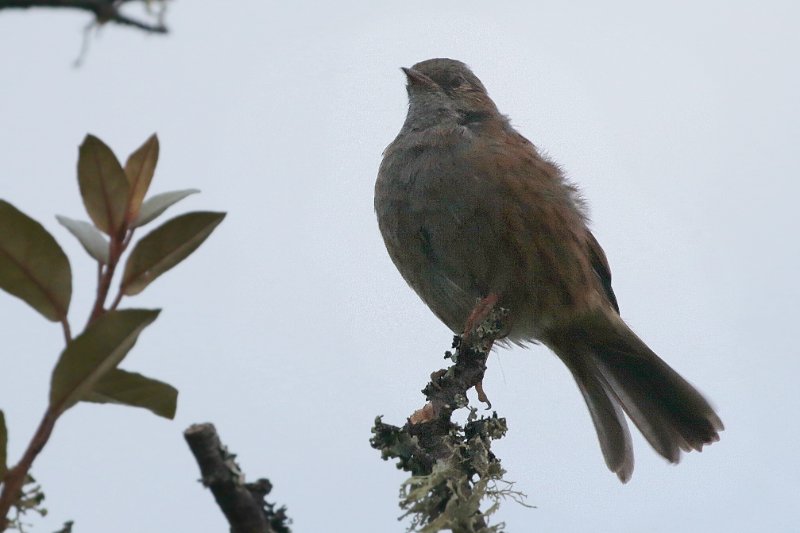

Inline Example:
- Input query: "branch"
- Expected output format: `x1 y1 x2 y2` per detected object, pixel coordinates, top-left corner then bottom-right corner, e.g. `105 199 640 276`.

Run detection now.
0 186 136 530
184 423 291 533
0 410 59 531
0 0 169 34
371 307 528 533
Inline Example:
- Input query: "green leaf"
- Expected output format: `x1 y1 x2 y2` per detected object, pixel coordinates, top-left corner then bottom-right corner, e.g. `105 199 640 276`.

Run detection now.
0 200 72 322
78 134 130 235
124 134 159 221
120 211 225 296
0 410 7 480
83 369 177 419
133 189 200 228
56 215 109 264
50 309 160 414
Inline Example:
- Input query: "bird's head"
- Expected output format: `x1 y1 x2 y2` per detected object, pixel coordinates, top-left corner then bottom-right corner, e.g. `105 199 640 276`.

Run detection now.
404 58 500 125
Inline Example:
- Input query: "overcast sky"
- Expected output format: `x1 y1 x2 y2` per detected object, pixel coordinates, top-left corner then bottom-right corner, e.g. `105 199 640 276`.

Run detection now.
0 1 798 532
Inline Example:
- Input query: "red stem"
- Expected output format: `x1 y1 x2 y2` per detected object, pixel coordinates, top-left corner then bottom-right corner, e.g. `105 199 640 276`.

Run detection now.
0 224 134 530
109 290 124 311
60 319 72 344
0 409 59 531
86 228 133 327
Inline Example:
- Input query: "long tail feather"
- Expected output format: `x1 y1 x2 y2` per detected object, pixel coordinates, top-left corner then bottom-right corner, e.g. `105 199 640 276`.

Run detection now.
546 312 723 481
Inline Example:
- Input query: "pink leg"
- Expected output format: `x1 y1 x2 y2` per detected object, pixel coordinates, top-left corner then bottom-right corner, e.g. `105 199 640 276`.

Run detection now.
462 293 499 338
462 293 499 409
475 373 492 409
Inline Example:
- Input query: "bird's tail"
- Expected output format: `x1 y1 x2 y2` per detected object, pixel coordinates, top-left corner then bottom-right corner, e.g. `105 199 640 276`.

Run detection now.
545 312 723 482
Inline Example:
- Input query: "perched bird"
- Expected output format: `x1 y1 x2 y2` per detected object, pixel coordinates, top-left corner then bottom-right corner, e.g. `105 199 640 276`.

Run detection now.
374 58 722 482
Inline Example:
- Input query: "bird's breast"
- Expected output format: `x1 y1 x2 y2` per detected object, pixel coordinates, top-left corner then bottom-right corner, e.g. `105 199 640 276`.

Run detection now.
376 133 523 333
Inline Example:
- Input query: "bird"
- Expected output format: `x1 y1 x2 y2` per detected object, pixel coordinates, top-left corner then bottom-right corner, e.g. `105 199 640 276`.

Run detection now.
374 58 723 482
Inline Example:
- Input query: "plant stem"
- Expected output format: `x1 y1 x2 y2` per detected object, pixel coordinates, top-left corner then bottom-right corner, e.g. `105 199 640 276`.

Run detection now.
0 224 136 528
109 290 123 311
60 319 72 344
87 247 118 325
0 409 59 532
86 228 133 326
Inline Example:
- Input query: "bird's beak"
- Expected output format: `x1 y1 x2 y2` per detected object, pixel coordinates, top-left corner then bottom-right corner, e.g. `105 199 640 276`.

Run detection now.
402 67 437 89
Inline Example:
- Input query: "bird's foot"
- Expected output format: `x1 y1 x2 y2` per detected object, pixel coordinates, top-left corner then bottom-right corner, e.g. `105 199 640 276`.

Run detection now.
475 378 492 410
463 297 499 410
409 402 437 424
462 293 499 339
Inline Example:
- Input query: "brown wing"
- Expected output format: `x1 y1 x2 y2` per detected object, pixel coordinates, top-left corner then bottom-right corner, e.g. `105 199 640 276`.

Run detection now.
586 231 619 314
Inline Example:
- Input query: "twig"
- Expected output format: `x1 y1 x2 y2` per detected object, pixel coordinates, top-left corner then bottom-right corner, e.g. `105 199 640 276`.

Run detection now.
0 410 58 531
0 0 169 34
0 220 132 530
184 423 291 533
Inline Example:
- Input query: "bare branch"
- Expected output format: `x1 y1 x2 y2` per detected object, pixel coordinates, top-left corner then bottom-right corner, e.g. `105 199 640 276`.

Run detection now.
184 423 291 533
0 0 169 34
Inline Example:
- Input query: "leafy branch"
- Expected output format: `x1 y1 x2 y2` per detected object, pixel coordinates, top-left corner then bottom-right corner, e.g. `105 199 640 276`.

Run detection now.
0 133 224 531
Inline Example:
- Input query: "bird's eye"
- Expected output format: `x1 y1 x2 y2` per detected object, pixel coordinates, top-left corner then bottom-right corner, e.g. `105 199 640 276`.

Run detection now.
446 75 466 90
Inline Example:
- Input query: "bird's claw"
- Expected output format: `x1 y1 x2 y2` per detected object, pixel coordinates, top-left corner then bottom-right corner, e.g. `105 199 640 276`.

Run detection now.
475 379 492 410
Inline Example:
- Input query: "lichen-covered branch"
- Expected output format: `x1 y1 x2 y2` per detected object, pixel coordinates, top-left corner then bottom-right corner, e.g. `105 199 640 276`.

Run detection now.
371 307 529 533
184 423 291 533
0 0 169 34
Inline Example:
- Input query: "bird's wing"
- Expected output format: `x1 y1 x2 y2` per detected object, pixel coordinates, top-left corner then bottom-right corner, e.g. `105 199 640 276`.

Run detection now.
586 230 620 314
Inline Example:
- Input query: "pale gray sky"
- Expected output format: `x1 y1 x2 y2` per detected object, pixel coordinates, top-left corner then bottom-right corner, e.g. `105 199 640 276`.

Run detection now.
1 1 797 532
